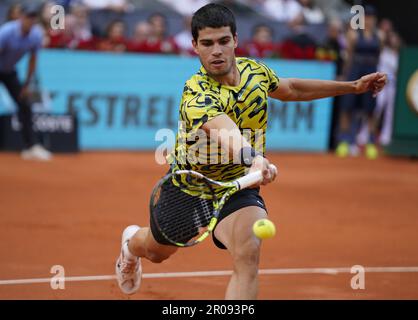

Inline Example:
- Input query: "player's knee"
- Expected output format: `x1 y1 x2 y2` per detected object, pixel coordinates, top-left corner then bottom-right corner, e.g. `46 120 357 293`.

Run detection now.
232 239 261 270
146 250 171 263
147 253 166 263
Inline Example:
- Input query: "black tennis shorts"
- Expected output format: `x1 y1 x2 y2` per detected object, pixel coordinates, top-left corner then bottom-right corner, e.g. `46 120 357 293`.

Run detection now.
149 179 267 250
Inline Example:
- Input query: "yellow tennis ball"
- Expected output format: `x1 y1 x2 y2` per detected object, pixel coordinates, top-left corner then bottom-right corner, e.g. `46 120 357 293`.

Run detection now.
253 219 276 239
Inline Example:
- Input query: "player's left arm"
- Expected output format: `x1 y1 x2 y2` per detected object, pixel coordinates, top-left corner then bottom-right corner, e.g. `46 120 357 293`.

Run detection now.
25 52 37 86
21 29 42 98
20 52 37 98
269 72 388 102
0 26 8 54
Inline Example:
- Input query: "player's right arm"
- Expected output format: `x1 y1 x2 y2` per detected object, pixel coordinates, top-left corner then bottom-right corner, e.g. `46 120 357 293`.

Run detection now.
0 25 8 54
201 114 276 186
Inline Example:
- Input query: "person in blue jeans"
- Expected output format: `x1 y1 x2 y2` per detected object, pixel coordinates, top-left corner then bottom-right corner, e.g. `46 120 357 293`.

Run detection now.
336 5 383 159
0 4 52 161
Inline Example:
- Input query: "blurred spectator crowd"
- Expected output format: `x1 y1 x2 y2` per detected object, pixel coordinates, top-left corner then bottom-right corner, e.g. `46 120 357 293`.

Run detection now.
0 0 401 63
0 0 404 153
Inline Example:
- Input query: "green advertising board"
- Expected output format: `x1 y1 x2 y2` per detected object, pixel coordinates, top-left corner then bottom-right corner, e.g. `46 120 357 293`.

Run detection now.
386 47 418 157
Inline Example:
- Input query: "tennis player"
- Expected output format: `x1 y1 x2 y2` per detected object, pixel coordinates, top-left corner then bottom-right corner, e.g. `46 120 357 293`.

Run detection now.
115 4 387 299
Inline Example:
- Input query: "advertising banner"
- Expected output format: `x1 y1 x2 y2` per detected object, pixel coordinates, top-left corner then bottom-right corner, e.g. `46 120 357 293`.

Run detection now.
386 47 418 156
0 50 335 151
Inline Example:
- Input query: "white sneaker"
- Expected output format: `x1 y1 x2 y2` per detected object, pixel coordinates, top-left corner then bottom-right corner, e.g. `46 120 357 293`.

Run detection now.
21 144 52 161
379 133 391 146
115 225 142 295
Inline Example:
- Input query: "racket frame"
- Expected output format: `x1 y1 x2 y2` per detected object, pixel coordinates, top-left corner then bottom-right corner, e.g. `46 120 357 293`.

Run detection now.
150 169 264 247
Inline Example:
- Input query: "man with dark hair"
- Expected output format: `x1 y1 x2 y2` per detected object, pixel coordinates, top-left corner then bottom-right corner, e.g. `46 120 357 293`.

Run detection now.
0 4 52 160
115 3 387 299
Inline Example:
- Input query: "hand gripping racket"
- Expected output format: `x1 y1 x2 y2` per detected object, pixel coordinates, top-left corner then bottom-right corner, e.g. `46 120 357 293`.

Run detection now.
149 165 277 247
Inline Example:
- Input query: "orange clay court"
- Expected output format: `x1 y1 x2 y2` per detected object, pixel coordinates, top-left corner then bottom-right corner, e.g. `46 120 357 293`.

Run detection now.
0 152 417 299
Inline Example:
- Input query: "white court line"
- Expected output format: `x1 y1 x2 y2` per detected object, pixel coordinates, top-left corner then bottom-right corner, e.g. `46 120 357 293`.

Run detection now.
1 267 418 286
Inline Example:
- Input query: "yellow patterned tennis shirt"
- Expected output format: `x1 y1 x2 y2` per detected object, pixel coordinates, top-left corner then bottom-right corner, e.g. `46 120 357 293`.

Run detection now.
170 57 279 184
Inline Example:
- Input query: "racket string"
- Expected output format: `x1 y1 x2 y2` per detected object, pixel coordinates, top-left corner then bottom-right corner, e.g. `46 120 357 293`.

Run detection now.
151 176 215 244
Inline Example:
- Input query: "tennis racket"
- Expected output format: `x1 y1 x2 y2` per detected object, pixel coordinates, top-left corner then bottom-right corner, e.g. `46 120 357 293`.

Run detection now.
149 165 277 247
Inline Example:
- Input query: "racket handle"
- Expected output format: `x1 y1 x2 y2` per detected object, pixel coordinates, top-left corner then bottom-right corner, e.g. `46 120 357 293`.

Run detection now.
236 170 263 190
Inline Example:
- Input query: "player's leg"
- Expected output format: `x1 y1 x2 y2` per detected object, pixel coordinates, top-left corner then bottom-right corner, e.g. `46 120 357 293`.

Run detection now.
116 172 191 294
336 95 356 157
115 224 178 295
336 66 363 157
379 83 395 145
2 72 51 160
115 178 180 295
2 72 35 149
363 90 379 159
128 227 178 263
214 206 267 300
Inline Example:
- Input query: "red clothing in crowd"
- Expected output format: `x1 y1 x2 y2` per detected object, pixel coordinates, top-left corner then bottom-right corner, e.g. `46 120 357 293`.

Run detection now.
243 40 278 58
46 29 75 48
128 37 179 54
96 36 128 52
279 34 317 60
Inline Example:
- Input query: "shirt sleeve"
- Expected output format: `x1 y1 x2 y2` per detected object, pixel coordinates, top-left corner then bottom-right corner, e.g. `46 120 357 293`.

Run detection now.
258 60 280 93
180 83 225 131
31 27 43 53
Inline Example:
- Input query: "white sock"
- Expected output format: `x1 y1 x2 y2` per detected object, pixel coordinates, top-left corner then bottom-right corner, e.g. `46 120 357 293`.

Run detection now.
123 241 137 261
